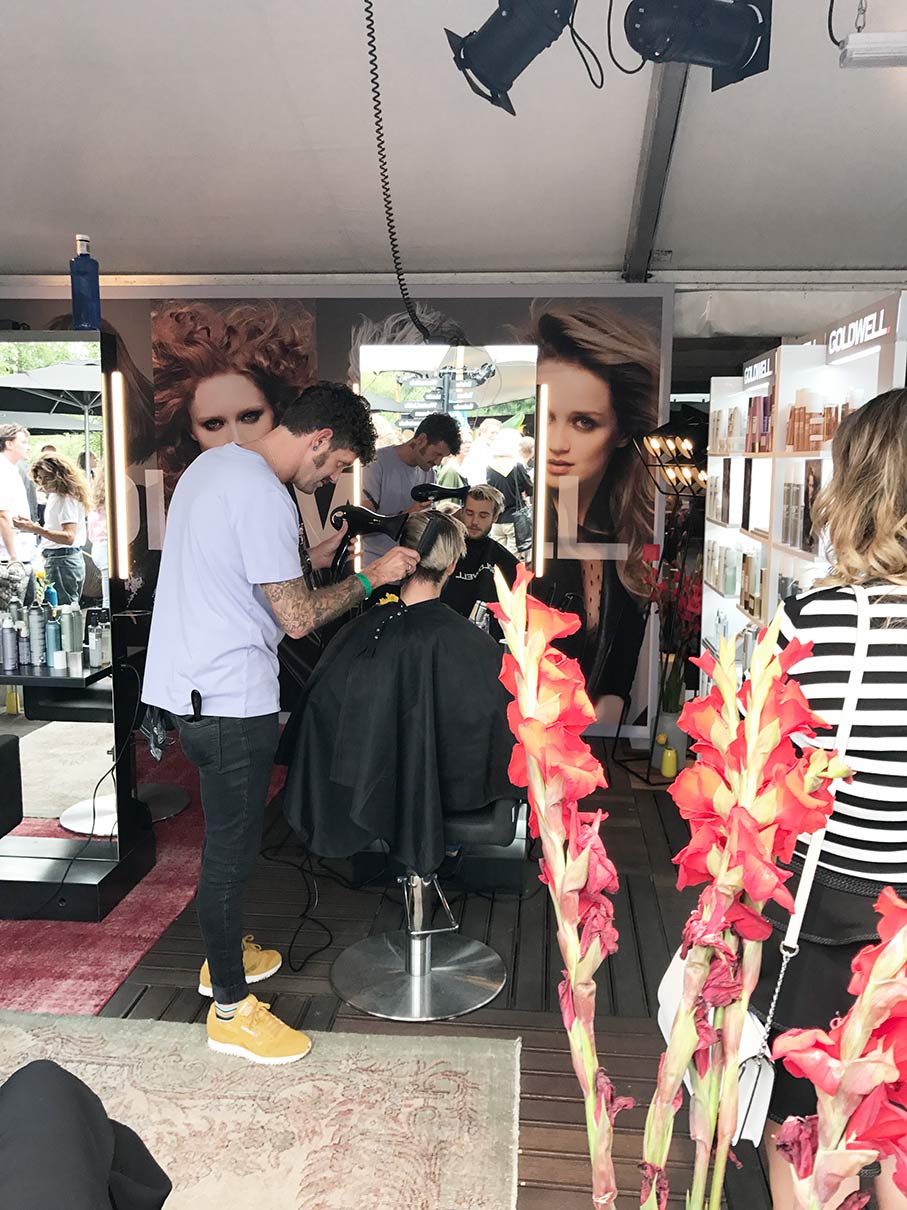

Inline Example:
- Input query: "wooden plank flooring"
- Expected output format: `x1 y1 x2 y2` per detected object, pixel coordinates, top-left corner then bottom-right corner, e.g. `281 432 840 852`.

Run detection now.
106 741 770 1210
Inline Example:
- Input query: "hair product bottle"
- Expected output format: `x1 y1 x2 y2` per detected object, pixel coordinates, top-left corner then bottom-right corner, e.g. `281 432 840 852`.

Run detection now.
69 235 101 330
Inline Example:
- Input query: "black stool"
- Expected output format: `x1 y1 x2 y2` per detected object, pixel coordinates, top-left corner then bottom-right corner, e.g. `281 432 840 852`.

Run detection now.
330 797 518 1021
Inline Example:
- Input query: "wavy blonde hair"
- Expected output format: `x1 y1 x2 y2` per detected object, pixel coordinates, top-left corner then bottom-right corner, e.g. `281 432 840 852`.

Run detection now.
523 302 660 601
814 389 907 588
30 454 91 510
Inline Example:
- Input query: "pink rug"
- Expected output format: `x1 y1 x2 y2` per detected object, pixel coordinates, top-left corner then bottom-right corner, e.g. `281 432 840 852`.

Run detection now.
0 740 285 1016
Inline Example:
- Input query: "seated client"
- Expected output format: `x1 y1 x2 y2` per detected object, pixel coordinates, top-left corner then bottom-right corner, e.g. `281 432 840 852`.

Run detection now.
280 511 514 877
441 483 519 638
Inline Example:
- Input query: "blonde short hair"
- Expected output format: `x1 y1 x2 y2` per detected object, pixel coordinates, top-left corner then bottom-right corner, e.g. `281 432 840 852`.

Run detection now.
815 389 907 588
465 483 506 521
402 511 467 583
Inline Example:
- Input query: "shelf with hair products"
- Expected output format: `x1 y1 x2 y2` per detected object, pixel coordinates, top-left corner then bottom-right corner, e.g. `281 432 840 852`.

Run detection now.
701 293 907 673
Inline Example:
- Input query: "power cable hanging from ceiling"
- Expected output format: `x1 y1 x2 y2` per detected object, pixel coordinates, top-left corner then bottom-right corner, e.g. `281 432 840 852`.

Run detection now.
362 0 432 342
569 0 605 88
827 0 845 47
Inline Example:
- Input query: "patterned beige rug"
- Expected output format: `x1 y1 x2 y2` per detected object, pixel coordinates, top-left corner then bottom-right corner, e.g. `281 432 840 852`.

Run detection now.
0 1011 520 1210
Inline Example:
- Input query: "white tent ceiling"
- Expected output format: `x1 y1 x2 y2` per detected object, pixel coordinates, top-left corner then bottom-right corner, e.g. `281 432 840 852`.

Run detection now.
1 0 906 286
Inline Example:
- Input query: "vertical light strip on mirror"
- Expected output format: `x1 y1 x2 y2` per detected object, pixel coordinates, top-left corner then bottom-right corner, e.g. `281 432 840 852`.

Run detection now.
533 383 549 577
352 382 362 571
110 370 130 579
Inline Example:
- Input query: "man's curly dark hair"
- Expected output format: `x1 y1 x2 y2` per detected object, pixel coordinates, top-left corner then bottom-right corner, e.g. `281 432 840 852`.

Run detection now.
281 381 377 464
414 412 462 455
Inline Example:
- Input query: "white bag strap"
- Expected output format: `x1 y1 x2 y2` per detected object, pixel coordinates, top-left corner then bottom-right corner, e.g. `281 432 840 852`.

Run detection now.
759 584 870 1046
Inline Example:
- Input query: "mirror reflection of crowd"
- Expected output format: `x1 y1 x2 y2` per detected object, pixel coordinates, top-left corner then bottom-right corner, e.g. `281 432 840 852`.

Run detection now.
0 424 109 612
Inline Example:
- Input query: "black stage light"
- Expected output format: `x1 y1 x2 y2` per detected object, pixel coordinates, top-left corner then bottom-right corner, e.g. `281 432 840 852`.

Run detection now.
445 2 572 116
624 0 771 90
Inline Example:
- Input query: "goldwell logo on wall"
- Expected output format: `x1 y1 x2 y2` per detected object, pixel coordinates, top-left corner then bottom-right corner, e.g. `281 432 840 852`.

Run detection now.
828 308 891 357
743 354 775 386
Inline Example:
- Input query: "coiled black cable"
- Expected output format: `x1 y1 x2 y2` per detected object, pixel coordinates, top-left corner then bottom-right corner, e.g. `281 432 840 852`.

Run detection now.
362 0 432 342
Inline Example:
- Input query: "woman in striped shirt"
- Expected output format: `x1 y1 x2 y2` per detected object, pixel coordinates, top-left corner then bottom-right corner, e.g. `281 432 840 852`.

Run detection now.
755 388 907 1210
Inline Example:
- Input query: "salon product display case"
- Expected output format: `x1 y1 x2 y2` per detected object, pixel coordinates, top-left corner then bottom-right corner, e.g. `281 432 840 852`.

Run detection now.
700 293 907 693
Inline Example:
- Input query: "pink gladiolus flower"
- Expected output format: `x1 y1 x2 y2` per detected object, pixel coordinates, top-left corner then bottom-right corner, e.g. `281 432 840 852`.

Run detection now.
701 956 743 1009
774 1115 819 1179
639 1162 669 1210
595 1067 634 1127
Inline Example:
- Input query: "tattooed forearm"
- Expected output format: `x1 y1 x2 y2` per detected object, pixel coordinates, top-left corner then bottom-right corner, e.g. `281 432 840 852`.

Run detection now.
262 575 365 639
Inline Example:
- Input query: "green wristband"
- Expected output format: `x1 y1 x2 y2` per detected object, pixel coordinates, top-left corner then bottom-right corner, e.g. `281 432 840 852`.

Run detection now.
355 571 373 599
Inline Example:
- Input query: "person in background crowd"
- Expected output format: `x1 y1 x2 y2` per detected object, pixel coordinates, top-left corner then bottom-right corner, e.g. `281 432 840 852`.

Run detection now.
0 424 36 605
442 484 517 638
524 302 660 725
436 430 472 488
152 301 316 501
461 417 502 487
518 435 535 477
39 444 56 454
78 450 98 479
361 412 462 561
142 382 417 1065
751 389 907 1210
16 453 90 605
87 465 109 610
486 428 533 558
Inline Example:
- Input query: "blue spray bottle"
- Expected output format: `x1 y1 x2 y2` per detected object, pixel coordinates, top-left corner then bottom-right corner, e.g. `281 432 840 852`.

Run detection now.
70 235 101 330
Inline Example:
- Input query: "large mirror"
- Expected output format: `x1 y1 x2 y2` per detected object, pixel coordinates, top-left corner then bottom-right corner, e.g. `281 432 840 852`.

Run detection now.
0 331 123 913
358 342 538 572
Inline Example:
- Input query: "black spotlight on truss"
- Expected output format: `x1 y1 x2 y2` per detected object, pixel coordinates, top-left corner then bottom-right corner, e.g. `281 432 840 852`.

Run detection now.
624 0 772 90
445 2 572 116
634 417 708 498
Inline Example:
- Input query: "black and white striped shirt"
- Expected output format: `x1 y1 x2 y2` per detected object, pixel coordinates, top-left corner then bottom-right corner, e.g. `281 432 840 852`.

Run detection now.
778 582 907 886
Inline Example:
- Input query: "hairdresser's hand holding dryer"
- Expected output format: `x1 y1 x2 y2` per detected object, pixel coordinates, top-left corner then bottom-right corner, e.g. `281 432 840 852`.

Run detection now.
142 383 417 1064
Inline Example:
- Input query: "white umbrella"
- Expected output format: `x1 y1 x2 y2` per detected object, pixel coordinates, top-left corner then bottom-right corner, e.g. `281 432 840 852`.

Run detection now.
0 360 102 467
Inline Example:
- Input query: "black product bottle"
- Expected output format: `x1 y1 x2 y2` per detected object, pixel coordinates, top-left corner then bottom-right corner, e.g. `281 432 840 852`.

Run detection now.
69 234 101 330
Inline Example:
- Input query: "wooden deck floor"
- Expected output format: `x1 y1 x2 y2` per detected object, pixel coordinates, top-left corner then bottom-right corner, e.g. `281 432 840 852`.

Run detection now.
102 743 772 1210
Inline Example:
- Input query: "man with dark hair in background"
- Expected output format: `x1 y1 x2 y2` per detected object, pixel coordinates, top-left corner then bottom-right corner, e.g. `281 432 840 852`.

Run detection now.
142 382 419 1065
361 412 462 561
442 484 518 639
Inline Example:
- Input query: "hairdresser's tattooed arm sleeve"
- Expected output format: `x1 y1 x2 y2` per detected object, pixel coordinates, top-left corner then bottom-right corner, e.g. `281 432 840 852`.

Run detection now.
262 576 365 639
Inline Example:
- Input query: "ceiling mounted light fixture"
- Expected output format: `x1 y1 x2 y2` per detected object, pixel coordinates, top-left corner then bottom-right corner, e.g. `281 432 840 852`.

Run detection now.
445 1 572 115
624 0 772 90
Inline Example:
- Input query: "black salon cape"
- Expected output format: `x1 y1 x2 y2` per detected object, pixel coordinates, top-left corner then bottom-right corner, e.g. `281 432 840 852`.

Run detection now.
278 599 515 878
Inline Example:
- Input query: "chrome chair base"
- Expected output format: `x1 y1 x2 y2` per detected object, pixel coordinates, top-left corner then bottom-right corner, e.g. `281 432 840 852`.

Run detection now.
331 929 507 1022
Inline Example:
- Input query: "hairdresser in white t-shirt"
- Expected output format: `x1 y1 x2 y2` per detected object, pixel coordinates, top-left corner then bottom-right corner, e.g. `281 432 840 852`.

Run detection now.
14 453 89 606
142 381 418 1066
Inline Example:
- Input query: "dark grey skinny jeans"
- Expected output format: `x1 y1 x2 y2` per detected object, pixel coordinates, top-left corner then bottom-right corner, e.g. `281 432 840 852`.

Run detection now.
173 712 279 1004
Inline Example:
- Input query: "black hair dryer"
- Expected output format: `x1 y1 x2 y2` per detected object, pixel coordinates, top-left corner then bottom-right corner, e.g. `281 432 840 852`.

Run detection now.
410 482 470 506
329 504 407 579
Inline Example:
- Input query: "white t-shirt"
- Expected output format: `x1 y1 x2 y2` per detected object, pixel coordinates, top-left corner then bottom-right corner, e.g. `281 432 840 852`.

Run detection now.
142 444 302 718
42 492 87 551
0 457 36 562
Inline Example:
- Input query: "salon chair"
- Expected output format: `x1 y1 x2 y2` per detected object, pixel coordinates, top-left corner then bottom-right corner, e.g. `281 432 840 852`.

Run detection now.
330 796 518 1022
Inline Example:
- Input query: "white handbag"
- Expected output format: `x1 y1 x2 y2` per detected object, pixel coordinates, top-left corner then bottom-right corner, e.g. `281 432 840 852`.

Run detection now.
656 585 870 1144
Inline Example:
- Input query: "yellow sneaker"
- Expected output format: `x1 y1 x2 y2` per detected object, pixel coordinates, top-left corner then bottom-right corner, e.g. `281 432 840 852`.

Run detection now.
206 995 312 1065
198 935 282 997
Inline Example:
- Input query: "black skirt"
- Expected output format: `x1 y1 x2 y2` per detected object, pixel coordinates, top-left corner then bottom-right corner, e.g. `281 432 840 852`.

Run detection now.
749 861 900 1125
